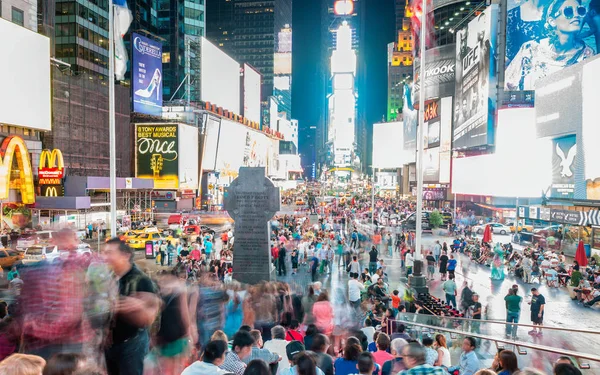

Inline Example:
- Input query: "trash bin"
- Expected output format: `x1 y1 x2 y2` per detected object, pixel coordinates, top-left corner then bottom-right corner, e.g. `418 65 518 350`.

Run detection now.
584 244 591 258
145 240 156 259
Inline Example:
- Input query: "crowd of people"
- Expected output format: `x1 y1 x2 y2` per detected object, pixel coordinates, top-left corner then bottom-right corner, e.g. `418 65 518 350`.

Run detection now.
0 193 596 375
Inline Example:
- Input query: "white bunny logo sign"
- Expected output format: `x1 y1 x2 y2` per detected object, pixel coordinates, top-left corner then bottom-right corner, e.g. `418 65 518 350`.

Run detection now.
556 143 576 178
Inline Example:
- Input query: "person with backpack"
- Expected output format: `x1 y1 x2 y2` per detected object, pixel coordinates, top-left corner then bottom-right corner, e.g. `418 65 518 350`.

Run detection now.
103 238 160 375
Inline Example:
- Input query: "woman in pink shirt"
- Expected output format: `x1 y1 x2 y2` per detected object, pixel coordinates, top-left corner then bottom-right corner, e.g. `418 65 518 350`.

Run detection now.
312 291 334 336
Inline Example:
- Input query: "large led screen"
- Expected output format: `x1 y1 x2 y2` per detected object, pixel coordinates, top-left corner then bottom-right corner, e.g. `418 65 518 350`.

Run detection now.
423 147 440 183
177 124 199 190
243 64 261 124
132 33 163 116
373 122 408 169
582 56 600 199
201 37 240 114
0 19 51 131
453 6 498 150
135 124 179 189
403 85 417 154
505 0 597 91
551 135 577 199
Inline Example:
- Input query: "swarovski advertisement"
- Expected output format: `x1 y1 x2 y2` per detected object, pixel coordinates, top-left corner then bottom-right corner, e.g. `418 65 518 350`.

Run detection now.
551 135 577 199
135 125 179 189
423 188 446 201
504 0 597 91
423 147 440 182
132 33 163 116
453 6 498 150
413 44 456 103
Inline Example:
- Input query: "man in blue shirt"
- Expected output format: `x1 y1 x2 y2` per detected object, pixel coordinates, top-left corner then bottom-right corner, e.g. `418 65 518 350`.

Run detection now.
457 337 481 375
204 237 213 259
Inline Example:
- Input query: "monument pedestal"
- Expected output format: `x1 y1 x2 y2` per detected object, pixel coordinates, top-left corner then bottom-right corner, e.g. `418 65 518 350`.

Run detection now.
223 167 280 285
408 259 429 295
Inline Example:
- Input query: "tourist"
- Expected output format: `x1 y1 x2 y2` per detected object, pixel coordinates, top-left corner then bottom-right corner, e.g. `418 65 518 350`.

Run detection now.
405 250 415 276
433 334 451 368
422 336 437 366
356 352 377 375
456 337 481 375
264 325 291 373
0 354 46 375
398 342 446 375
381 338 408 375
243 330 282 366
372 333 394 368
369 246 379 274
528 288 546 336
243 360 271 375
495 350 520 375
334 337 363 375
439 251 449 281
504 288 522 339
310 334 333 375
219 331 255 375
442 275 457 308
182 340 229 375
348 273 365 310
447 254 457 279
426 252 436 280
312 292 334 336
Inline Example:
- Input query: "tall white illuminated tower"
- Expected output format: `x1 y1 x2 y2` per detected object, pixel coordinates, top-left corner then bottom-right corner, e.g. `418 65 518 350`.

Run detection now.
328 20 357 168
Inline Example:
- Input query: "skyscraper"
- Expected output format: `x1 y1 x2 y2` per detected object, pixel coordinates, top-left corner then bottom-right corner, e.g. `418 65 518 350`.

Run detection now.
292 0 328 179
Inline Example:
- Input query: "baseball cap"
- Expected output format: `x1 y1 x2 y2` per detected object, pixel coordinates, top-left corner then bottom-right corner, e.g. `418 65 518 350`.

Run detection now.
286 340 305 360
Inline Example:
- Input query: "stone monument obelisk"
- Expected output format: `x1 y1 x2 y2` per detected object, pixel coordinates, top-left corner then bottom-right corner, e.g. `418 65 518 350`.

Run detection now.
223 167 280 284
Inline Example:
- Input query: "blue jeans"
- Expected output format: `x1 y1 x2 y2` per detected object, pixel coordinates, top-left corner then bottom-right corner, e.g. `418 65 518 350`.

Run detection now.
369 262 378 274
506 311 520 337
446 293 456 308
105 329 150 375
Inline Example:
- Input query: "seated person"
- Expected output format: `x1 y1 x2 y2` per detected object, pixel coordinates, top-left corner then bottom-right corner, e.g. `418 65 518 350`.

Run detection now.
574 277 593 301
584 285 600 308
546 267 558 287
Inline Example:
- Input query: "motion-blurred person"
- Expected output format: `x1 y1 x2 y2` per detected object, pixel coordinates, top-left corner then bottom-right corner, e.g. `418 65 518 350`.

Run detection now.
152 270 192 374
190 273 229 350
310 334 333 375
282 341 325 375
243 330 281 371
0 353 46 375
103 238 160 375
243 359 271 375
18 231 93 361
334 337 363 375
356 352 376 375
182 340 229 375
42 353 85 375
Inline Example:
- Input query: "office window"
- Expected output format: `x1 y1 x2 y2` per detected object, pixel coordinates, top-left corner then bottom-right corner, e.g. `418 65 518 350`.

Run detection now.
12 7 24 26
0 1 3 17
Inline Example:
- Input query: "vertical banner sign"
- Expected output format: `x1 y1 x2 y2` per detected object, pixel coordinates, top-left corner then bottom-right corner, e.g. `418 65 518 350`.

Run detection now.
135 125 179 189
453 6 498 150
132 33 163 116
551 135 577 199
403 85 417 153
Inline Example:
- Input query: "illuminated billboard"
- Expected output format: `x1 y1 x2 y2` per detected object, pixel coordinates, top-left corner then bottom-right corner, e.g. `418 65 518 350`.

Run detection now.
200 37 240 114
177 124 199 191
413 44 455 103
403 85 417 154
505 0 596 91
243 64 261 124
453 6 498 150
423 147 440 183
135 124 179 189
0 18 51 131
551 135 577 199
334 0 354 15
132 33 163 116
274 53 292 75
373 122 407 169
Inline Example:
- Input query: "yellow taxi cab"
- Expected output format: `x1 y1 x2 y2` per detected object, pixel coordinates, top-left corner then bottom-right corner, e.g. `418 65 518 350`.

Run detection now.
127 231 179 249
506 221 534 233
0 248 24 269
295 198 306 206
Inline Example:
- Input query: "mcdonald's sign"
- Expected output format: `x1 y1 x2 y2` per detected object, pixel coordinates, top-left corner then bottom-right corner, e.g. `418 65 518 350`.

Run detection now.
38 149 65 185
0 136 36 204
41 185 64 197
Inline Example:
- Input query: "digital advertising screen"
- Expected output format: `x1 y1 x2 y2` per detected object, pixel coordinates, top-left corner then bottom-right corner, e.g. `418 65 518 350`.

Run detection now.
504 0 597 91
201 37 240 114
177 124 199 191
424 99 440 149
373 121 406 169
132 33 163 116
423 147 440 183
243 64 261 124
423 188 446 201
403 85 417 154
135 124 179 189
453 6 498 150
0 18 51 131
551 135 577 199
413 44 456 103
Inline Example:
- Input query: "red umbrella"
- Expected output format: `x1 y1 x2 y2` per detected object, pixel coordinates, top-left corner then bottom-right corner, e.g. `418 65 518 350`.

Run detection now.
482 224 492 243
575 240 588 267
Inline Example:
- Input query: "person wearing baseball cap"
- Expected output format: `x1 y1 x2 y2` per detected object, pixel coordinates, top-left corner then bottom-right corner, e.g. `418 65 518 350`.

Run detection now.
282 341 326 375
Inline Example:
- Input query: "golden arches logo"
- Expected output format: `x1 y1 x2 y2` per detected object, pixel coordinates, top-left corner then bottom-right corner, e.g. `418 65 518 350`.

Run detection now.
44 186 59 197
39 149 64 169
0 136 35 204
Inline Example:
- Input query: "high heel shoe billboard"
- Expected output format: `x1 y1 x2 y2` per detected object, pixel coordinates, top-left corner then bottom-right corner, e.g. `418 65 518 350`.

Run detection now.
132 32 163 116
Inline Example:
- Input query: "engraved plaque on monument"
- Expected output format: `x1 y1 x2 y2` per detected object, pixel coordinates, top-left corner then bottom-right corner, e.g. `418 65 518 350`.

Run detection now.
223 167 280 284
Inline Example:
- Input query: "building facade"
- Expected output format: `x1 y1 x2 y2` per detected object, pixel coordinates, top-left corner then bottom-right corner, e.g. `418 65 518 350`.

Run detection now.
1 0 38 30
387 0 414 121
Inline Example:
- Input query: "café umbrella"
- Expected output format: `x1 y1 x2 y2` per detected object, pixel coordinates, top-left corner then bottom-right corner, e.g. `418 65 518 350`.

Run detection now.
482 224 492 243
575 240 588 267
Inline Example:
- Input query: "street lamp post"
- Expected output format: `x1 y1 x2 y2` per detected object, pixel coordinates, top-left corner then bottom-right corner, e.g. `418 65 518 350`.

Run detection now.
108 0 117 238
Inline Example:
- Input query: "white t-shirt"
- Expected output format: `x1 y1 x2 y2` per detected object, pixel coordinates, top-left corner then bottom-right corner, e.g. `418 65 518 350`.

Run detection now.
361 326 376 343
348 279 365 302
371 273 380 284
264 339 290 373
406 253 415 268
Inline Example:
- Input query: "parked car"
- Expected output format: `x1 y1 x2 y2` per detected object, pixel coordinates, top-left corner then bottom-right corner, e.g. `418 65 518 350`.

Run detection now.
505 220 534 233
23 244 92 264
127 232 179 250
16 230 58 251
0 248 24 269
473 223 511 235
400 212 431 231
